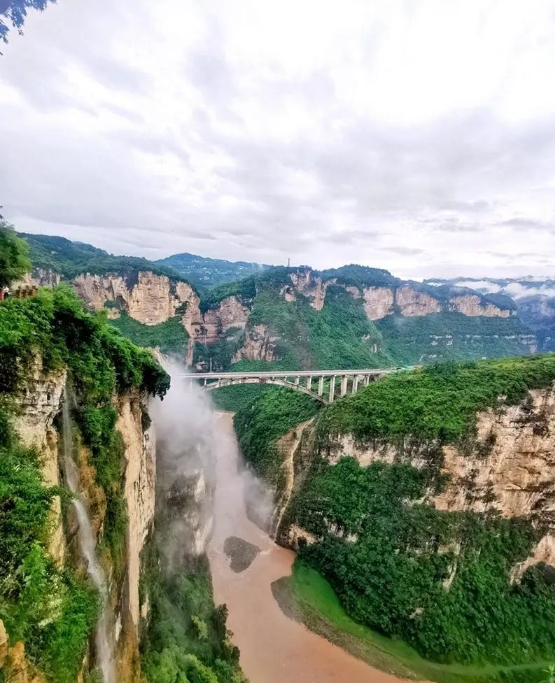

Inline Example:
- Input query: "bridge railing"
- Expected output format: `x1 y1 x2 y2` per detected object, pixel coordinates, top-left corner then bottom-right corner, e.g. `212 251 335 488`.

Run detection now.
180 368 398 404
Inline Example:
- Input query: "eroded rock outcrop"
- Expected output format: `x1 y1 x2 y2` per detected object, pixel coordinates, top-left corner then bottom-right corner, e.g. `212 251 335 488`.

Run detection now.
315 388 555 570
395 285 442 317
12 362 157 682
74 272 200 326
288 271 335 311
192 296 250 344
361 286 395 320
233 324 277 363
449 294 512 318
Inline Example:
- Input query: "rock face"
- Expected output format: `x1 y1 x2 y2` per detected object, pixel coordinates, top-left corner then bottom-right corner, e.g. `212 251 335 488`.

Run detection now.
288 271 335 311
12 361 157 682
314 388 555 571
361 287 395 320
191 296 250 344
74 272 200 326
233 324 277 362
14 360 67 563
117 393 156 629
449 294 511 317
395 285 442 317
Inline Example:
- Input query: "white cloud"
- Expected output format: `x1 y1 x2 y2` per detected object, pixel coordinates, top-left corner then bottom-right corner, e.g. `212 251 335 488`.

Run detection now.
1 0 555 277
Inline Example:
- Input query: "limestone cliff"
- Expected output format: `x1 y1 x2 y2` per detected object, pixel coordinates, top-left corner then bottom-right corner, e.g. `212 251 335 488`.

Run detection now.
352 284 513 321
74 271 199 326
286 388 555 572
287 271 335 311
11 364 157 683
233 324 277 363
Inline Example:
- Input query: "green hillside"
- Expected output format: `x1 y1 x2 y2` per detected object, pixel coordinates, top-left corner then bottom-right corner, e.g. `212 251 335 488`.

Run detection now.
156 251 268 290
234 355 555 681
21 233 182 281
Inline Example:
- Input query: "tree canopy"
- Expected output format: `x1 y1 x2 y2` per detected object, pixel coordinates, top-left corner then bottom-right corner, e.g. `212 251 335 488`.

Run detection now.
0 0 56 44
0 221 31 288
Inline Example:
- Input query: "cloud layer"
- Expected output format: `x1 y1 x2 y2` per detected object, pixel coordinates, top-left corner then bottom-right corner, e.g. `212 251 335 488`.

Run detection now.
1 0 555 278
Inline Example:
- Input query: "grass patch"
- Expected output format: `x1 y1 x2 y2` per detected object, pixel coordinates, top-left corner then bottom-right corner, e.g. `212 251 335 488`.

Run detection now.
282 563 551 683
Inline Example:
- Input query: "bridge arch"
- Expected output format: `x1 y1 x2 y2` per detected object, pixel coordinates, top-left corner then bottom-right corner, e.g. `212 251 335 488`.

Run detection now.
181 368 395 404
203 376 328 403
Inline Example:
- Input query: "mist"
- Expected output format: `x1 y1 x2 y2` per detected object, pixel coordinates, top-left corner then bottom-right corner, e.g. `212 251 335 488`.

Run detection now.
150 359 275 569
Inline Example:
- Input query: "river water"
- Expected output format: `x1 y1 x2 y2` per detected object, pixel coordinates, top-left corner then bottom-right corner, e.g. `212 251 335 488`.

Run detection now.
208 413 402 683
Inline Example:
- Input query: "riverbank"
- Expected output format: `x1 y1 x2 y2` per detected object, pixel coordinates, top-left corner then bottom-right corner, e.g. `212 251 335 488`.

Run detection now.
207 412 405 683
274 563 551 683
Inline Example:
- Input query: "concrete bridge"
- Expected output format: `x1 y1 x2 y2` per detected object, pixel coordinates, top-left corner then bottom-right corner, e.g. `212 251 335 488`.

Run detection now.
181 368 397 404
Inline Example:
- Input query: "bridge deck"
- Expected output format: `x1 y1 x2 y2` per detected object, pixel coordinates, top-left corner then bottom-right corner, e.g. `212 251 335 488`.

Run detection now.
179 369 394 379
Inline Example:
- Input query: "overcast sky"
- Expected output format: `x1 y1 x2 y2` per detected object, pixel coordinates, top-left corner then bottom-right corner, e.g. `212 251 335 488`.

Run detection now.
1 0 555 278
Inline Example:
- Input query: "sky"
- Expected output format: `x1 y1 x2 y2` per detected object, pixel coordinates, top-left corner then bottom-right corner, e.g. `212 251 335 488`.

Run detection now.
1 0 555 279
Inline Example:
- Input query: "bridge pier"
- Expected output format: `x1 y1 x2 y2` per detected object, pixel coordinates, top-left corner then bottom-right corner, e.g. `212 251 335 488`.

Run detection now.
180 367 398 404
329 376 336 403
341 375 348 396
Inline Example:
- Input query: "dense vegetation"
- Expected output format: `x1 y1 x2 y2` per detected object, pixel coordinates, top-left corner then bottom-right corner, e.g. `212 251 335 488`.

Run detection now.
141 547 245 683
0 222 31 288
109 312 189 355
242 275 392 370
20 233 181 282
294 455 555 668
233 355 555 675
376 313 533 365
234 387 320 482
0 287 169 681
156 252 267 291
0 416 98 682
319 354 555 444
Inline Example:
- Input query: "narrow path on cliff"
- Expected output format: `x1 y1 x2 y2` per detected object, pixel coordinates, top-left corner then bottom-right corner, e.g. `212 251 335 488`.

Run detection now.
207 412 404 683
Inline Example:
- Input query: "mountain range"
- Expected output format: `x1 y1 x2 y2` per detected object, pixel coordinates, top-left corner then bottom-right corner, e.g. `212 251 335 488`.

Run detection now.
20 232 551 368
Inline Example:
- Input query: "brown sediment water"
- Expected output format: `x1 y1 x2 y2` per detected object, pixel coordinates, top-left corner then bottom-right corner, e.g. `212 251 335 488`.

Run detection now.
208 413 404 683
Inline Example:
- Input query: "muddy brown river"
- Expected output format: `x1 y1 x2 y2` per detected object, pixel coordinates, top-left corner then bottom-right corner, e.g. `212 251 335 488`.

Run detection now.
208 413 404 683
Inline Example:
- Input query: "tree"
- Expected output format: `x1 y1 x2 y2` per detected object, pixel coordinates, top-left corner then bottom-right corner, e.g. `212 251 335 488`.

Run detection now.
0 220 31 289
0 0 56 45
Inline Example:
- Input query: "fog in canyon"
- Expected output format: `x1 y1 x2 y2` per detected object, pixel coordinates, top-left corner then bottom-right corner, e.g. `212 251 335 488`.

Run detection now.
151 363 401 683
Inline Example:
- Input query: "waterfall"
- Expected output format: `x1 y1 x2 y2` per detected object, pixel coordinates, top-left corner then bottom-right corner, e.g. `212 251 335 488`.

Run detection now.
62 391 115 683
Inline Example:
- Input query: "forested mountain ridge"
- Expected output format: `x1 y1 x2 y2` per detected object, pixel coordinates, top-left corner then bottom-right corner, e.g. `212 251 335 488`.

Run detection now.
234 355 555 682
428 276 555 353
155 251 268 290
18 232 537 370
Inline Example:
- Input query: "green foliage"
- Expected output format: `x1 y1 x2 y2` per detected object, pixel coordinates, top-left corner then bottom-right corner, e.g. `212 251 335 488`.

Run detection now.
156 252 267 292
320 355 555 445
321 264 398 288
287 563 551 683
141 545 245 683
0 286 170 398
0 221 31 289
199 276 257 312
0 1 56 44
293 453 555 665
21 232 184 283
109 312 189 354
209 384 272 413
376 313 532 365
234 387 320 481
246 281 392 370
0 411 98 682
0 286 169 680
